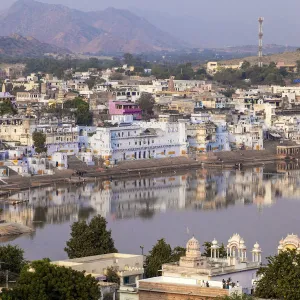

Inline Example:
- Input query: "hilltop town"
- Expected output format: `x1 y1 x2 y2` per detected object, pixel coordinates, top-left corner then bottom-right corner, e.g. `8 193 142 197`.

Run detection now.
0 55 300 180
1 51 300 299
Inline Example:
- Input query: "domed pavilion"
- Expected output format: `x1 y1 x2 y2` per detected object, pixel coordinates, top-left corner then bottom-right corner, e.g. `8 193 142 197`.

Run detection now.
179 236 207 268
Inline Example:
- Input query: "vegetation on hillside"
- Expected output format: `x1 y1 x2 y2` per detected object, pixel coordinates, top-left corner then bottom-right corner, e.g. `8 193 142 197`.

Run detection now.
214 61 287 87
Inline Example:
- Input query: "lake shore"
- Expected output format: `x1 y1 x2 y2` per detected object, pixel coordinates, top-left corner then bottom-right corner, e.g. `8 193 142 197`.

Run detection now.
0 150 285 195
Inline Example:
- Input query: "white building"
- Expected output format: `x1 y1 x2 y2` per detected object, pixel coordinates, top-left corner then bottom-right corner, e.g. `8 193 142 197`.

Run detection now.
172 80 206 92
52 253 144 287
131 235 261 299
228 122 264 150
138 80 168 94
89 119 187 165
271 85 300 96
35 124 79 156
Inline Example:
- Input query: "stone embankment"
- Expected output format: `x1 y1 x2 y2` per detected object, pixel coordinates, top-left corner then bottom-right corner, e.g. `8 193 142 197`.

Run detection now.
0 150 283 194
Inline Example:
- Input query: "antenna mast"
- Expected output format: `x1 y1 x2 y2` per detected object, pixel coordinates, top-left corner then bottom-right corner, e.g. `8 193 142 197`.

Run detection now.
258 17 264 67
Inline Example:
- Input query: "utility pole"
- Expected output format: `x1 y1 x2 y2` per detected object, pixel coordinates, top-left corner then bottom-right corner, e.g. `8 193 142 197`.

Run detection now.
6 270 8 289
140 245 144 256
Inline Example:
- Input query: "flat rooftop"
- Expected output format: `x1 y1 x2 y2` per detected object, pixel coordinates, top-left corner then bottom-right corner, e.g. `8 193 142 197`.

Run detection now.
139 276 226 290
55 253 142 264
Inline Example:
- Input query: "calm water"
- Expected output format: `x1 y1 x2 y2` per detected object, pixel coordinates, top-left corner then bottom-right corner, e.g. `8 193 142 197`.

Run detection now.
2 162 300 261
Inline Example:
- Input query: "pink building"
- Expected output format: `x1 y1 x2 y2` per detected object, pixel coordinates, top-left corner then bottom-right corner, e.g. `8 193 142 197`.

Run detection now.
109 100 142 120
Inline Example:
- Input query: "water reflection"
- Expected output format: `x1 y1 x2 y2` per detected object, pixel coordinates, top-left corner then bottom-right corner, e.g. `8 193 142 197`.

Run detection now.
1 162 300 227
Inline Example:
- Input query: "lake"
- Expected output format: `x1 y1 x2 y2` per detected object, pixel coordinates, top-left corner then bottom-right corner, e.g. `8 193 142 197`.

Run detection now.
1 162 300 261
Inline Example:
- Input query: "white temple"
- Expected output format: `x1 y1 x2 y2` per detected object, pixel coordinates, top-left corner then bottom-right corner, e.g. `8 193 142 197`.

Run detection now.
162 234 262 291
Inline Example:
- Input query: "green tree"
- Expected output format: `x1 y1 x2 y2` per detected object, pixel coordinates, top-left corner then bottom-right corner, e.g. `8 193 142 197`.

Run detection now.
241 61 251 70
296 60 300 74
0 245 26 275
109 73 124 81
105 267 120 285
76 105 93 126
138 93 155 119
115 68 125 73
174 63 195 80
65 215 118 259
202 242 227 258
32 131 47 154
85 76 96 90
170 246 186 262
151 64 171 79
0 99 17 116
255 249 300 299
64 97 92 126
123 53 134 66
145 239 172 278
145 240 185 278
1 259 101 300
221 88 236 98
214 62 286 87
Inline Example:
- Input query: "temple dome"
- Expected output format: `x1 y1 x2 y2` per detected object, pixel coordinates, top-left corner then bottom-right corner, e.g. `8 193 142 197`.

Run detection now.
212 238 218 246
238 239 246 250
186 237 200 250
252 242 261 252
254 242 260 249
186 237 201 259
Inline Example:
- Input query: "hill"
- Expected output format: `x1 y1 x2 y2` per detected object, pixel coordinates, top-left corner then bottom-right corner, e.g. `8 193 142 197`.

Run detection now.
0 34 71 57
0 0 183 54
213 44 299 56
220 50 300 66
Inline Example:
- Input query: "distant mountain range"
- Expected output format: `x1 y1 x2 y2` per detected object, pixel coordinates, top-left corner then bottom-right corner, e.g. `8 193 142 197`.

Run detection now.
0 0 183 54
0 34 71 57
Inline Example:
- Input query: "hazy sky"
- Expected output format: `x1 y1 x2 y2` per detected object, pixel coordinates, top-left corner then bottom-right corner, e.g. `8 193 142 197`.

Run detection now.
2 0 300 47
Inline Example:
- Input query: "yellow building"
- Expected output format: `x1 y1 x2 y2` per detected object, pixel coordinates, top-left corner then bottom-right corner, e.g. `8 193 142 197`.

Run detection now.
168 98 195 114
206 62 218 75
206 61 243 75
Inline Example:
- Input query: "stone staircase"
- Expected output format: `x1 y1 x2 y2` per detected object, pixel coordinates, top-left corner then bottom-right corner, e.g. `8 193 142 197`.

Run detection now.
67 155 87 170
213 150 277 163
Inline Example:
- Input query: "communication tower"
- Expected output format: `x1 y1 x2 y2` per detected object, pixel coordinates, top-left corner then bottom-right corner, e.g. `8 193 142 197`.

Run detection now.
258 17 264 67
